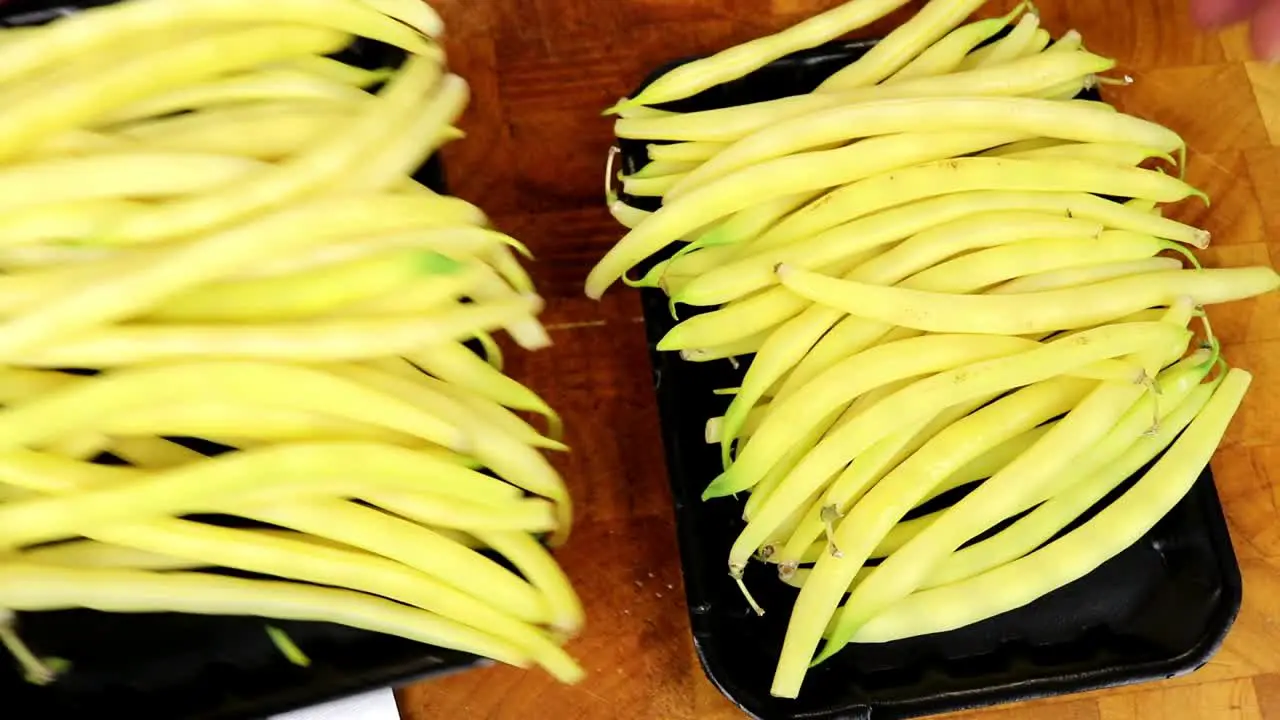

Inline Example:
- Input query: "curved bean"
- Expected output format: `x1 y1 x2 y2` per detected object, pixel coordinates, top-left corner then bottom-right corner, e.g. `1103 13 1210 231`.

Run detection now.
0 564 529 671
669 98 1174 198
853 369 1249 645
0 25 355 162
615 51 1115 142
609 0 912 111
728 156 1201 254
922 355 1216 590
724 321 1184 573
990 257 1185 294
779 266 1278 335
810 314 1200 669
885 3 1027 82
679 191 1209 307
587 130 1023 299
958 11 1042 70
816 0 988 91
716 211 1100 454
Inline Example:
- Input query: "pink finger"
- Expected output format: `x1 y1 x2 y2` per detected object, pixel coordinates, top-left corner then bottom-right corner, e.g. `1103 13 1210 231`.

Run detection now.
1190 0 1260 26
1253 0 1280 58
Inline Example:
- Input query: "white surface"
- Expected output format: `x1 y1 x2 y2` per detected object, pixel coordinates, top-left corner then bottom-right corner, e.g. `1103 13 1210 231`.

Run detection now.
272 688 401 720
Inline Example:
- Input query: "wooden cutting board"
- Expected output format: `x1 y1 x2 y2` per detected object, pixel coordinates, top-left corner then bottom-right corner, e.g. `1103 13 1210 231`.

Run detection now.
399 1 1280 717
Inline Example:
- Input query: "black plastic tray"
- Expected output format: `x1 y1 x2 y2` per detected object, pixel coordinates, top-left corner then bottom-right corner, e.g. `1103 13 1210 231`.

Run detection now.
618 39 1244 720
0 3 475 719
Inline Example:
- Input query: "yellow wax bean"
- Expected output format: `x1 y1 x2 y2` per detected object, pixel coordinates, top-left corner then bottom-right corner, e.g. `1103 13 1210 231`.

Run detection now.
997 142 1175 168
118 103 352 160
960 11 1041 70
923 356 1215 590
629 160 701 180
679 330 774 363
885 3 1028 82
361 359 562 452
0 153 263 215
99 69 372 125
0 192 486 358
0 0 432 87
586 130 1024 299
336 74 470 193
14 541 207 572
1 454 553 631
722 322 1184 569
242 500 551 625
96 404 423 446
670 98 1178 197
241 226 513 277
270 56 395 87
0 564 529 671
680 192 1210 307
817 343 1204 666
364 492 559 534
914 423 1057 510
712 334 1039 500
19 298 539 367
326 364 572 540
622 173 682 198
775 375 1154 695
408 342 564 441
990 257 1185 294
779 266 1279 335
692 191 823 255
614 51 1116 142
775 392 1011 570
0 441 526 550
817 0 989 91
106 53 444 244
0 25 355 162
610 0 912 110
610 197 653 230
0 200 144 249
647 142 729 163
736 156 1202 254
659 248 878 352
0 362 470 455
853 370 1250 645
716 211 1100 455
899 231 1180 292
145 249 446 322
66 516 572 678
474 530 586 637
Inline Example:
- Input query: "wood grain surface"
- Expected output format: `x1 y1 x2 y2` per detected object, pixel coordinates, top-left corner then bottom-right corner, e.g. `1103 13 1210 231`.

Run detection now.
398 1 1280 718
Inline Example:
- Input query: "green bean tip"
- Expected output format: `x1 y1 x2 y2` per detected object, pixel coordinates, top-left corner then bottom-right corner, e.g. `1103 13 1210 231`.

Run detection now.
602 99 633 116
266 626 312 668
702 474 734 501
416 250 466 276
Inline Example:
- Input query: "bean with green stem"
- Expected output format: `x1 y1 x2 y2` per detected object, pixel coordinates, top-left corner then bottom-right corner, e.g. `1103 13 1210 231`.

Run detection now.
587 130 1027 299
852 369 1249 646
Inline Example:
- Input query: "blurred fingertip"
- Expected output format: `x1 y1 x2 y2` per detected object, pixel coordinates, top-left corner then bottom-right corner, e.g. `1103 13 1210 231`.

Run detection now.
1253 0 1280 60
1191 0 1261 27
